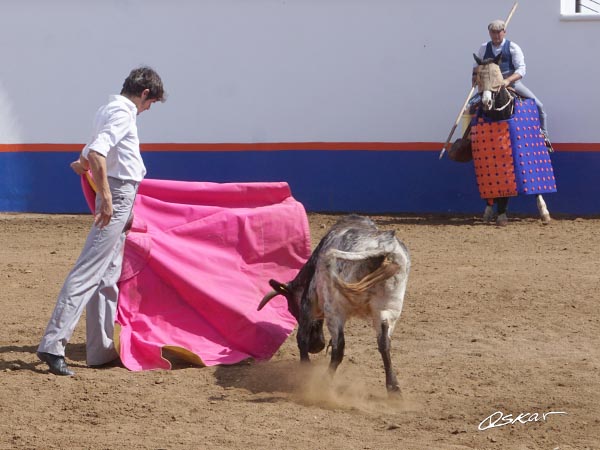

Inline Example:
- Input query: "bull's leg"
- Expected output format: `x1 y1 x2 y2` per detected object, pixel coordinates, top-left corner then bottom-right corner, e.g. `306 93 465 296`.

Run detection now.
537 194 551 224
308 319 325 354
296 306 314 362
297 293 323 362
326 318 345 376
296 320 312 362
329 328 345 375
377 320 400 393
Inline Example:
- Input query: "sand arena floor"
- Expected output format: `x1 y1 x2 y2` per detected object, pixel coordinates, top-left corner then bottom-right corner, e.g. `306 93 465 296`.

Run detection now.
0 212 598 449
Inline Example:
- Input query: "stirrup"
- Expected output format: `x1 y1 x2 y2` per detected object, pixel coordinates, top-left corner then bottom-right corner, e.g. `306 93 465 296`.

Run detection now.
541 131 554 153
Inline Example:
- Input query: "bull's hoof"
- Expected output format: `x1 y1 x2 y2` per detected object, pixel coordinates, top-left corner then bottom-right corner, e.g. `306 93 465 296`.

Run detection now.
386 384 401 396
299 354 311 363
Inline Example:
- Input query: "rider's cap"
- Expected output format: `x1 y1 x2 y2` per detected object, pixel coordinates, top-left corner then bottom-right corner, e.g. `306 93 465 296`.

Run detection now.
488 20 505 31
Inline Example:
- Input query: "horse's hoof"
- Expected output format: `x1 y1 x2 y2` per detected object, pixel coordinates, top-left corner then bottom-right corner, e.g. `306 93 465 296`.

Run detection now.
482 206 494 223
496 214 508 227
541 216 552 225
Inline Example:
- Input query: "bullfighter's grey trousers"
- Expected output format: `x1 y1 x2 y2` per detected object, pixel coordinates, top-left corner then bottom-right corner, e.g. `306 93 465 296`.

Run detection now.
38 177 138 366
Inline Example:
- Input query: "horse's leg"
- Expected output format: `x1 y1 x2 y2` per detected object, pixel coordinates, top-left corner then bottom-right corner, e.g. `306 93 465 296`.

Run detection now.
483 198 494 222
496 197 509 226
537 194 551 224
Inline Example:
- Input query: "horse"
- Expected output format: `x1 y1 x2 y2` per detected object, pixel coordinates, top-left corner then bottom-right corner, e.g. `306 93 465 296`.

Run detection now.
472 53 552 225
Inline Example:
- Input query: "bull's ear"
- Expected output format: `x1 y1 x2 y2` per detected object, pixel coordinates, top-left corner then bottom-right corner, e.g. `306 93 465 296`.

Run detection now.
269 279 289 294
494 52 502 65
473 53 483 65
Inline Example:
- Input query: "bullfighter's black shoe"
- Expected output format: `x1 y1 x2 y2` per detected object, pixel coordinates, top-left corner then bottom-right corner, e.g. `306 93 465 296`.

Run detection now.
37 352 75 376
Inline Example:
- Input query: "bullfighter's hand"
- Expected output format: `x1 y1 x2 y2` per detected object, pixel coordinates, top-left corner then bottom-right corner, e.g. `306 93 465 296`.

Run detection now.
70 160 89 175
95 196 113 229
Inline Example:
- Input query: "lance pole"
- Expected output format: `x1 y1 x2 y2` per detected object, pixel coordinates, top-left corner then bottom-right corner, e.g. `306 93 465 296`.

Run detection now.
439 1 518 160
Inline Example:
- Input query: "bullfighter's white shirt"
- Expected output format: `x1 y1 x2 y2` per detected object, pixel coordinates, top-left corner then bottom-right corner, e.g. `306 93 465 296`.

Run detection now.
82 94 146 182
475 38 527 78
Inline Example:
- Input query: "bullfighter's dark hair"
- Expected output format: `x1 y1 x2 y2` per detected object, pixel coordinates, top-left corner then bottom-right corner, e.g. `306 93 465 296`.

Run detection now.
121 66 166 102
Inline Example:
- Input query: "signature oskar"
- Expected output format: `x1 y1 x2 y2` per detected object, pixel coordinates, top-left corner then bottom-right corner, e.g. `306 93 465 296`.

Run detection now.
478 410 568 431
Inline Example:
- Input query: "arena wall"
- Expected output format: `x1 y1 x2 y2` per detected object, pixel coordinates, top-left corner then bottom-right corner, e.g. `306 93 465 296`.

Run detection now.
1 0 598 214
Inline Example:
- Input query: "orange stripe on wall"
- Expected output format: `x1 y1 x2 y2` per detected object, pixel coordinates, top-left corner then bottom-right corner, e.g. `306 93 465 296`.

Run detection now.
552 143 600 152
141 142 441 151
0 142 599 152
0 144 84 152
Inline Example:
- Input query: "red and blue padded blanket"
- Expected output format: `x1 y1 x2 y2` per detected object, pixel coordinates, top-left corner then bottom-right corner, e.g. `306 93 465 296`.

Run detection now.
470 98 557 199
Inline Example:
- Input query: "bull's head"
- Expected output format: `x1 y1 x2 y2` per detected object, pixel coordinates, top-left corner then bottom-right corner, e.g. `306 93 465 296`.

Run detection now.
257 279 301 320
258 279 325 355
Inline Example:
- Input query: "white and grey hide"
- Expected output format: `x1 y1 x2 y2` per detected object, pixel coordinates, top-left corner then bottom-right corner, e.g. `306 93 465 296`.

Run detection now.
258 215 410 393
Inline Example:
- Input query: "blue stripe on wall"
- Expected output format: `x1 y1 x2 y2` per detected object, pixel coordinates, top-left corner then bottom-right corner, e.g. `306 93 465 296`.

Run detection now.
0 150 597 215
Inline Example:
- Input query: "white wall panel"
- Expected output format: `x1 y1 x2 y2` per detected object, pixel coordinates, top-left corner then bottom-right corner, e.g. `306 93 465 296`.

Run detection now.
0 0 598 144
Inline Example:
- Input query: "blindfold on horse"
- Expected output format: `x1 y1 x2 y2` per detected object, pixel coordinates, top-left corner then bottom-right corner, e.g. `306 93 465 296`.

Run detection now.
472 53 515 121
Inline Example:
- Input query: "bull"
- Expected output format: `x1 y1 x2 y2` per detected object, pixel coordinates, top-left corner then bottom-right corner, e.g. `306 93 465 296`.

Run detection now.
258 215 410 393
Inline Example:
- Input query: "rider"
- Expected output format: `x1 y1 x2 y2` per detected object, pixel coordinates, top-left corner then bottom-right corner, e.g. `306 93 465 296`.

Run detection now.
473 19 550 144
473 19 551 226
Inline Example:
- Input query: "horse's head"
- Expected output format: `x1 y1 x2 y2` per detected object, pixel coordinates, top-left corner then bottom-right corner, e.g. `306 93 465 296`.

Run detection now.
473 53 504 112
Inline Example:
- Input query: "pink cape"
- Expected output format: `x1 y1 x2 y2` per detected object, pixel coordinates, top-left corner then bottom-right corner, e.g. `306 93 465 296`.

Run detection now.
82 176 310 370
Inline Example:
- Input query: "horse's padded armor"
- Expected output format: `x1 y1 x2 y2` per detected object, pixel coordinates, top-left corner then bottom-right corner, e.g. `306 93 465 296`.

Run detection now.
470 98 557 199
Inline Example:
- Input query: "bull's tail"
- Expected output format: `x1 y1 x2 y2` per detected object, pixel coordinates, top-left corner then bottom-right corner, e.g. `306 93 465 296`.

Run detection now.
325 249 401 301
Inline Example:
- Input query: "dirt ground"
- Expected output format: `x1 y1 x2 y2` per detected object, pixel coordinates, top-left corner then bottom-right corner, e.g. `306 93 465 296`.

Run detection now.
0 212 599 450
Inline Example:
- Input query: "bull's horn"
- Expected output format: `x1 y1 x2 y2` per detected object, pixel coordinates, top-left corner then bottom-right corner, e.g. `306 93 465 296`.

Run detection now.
257 290 279 311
